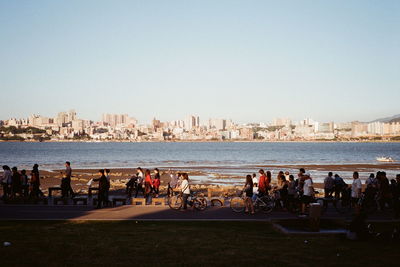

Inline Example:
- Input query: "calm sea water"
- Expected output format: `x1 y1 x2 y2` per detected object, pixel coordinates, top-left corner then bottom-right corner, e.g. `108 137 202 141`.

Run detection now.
1 142 399 184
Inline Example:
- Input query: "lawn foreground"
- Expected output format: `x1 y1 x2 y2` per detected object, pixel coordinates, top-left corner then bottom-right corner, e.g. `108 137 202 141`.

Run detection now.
0 220 399 266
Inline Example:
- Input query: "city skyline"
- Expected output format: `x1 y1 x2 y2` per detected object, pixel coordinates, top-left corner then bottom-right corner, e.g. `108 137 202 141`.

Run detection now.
1 1 399 123
3 110 400 126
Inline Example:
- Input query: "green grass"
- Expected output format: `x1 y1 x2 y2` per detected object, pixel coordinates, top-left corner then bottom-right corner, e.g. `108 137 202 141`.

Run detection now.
0 221 399 266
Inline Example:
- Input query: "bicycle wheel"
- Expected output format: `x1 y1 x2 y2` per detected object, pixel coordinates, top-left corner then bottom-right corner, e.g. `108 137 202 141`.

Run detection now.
193 197 207 211
168 195 183 210
211 198 224 207
230 197 245 213
259 196 274 214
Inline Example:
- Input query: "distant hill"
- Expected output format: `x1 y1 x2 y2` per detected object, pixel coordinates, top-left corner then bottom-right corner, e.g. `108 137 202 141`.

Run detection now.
370 114 400 123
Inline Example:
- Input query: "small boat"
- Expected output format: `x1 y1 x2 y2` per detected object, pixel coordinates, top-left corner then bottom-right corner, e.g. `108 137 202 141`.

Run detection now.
376 156 395 162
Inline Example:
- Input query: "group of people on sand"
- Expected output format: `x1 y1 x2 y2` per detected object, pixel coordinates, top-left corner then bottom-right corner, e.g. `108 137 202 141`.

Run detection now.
241 168 400 217
125 167 161 203
241 168 314 215
323 171 400 217
0 164 43 200
125 169 193 209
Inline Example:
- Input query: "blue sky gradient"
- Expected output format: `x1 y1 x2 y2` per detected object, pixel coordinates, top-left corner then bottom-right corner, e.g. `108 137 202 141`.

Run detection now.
0 0 399 123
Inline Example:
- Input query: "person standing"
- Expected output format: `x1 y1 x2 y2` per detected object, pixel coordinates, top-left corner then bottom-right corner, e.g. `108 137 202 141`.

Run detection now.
11 167 22 198
144 169 153 204
93 170 108 209
167 171 179 197
378 171 392 211
153 168 161 197
243 175 255 214
30 164 42 199
258 169 267 196
61 162 74 198
252 173 258 185
65 161 74 197
301 173 314 216
1 165 12 199
180 173 191 210
351 171 362 214
324 172 335 198
334 174 345 200
126 171 138 198
20 169 29 198
135 167 145 198
105 169 111 206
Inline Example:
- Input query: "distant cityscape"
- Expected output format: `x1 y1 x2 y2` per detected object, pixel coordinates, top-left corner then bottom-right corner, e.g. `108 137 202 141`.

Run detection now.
1 110 400 142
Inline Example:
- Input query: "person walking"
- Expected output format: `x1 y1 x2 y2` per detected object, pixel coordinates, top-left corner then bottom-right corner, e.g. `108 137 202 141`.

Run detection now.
93 170 108 209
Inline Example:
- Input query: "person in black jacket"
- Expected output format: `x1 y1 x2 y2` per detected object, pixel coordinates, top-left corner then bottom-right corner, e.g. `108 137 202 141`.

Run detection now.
11 167 22 198
93 170 108 209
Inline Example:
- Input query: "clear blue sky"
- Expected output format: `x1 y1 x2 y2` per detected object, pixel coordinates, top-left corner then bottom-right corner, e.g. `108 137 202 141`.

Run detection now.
0 0 399 124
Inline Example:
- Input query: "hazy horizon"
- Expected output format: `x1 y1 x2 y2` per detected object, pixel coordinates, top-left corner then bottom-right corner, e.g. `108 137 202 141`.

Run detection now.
1 0 399 124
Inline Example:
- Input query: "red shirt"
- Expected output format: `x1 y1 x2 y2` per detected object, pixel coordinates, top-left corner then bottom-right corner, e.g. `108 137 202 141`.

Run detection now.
259 175 267 193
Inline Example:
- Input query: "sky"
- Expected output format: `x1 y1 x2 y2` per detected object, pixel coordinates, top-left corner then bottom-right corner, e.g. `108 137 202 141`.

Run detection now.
0 0 399 124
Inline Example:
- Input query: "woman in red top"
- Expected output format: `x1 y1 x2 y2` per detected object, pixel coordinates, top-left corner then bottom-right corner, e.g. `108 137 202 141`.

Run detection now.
152 168 161 197
258 169 267 196
144 169 153 204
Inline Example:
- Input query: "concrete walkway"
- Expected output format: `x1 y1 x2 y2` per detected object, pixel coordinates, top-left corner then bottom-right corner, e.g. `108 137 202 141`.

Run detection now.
0 204 397 221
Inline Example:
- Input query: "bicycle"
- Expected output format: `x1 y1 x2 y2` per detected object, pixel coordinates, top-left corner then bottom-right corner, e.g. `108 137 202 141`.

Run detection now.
168 191 207 211
230 192 275 213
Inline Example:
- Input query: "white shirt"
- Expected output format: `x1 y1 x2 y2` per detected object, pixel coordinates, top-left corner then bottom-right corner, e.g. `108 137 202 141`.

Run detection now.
252 177 258 184
351 178 362 198
180 179 190 194
303 179 313 196
253 186 259 194
2 170 12 184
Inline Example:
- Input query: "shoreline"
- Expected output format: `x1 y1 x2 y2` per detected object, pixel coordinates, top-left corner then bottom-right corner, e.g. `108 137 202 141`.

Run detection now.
1 140 400 143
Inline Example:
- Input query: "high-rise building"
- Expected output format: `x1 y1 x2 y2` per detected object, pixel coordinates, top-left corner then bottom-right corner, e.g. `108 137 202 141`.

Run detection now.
185 115 197 130
102 113 130 127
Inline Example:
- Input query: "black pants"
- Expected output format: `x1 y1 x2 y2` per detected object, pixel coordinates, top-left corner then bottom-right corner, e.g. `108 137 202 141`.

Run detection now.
135 184 144 198
167 184 175 197
182 193 190 209
97 190 107 208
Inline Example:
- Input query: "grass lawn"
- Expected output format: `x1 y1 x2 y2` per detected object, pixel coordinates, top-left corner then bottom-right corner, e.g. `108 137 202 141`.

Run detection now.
0 220 399 266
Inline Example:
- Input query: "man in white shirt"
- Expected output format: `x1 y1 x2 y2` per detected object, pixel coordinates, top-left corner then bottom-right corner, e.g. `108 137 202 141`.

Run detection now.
301 173 314 215
351 171 362 214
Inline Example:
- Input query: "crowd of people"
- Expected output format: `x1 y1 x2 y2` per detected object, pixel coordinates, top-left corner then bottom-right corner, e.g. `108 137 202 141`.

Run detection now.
125 168 193 209
240 168 400 217
1 164 43 201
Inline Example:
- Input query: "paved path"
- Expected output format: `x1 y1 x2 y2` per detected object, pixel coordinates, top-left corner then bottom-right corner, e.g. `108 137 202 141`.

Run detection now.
0 204 397 221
